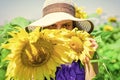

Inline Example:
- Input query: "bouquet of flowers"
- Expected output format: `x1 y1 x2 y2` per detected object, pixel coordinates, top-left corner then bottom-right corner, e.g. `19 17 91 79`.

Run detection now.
1 27 96 80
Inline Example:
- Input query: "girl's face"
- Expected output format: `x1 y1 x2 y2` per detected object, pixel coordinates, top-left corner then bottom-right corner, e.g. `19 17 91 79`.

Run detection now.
45 20 73 30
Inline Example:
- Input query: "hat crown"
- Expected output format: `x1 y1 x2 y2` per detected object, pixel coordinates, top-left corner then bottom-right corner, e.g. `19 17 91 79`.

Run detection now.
42 0 75 17
43 0 74 9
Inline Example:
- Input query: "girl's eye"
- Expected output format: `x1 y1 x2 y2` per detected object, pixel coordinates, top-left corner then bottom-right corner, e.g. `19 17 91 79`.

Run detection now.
62 24 70 28
46 24 57 29
51 24 56 27
61 23 73 30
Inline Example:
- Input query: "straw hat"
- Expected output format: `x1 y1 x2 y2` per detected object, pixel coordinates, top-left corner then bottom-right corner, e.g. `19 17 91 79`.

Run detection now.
26 0 94 33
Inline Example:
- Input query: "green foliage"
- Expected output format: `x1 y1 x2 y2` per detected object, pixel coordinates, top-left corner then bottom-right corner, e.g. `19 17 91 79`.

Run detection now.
0 69 6 80
92 25 120 80
10 17 30 28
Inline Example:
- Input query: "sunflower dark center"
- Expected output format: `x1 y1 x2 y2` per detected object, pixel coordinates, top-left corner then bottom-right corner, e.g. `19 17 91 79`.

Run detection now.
21 39 53 67
30 49 50 66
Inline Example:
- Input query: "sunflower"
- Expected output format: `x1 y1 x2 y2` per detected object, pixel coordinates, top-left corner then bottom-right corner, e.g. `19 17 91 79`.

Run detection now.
108 16 117 22
96 8 103 15
2 27 73 80
68 29 95 63
103 25 114 31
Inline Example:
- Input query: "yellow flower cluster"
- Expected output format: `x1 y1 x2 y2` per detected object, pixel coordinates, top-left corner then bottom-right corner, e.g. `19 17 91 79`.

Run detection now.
75 5 87 19
96 8 103 15
108 16 117 22
104 25 113 31
2 27 95 80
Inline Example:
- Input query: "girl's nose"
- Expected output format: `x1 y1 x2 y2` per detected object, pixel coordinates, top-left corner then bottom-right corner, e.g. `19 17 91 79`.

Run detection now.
56 24 62 29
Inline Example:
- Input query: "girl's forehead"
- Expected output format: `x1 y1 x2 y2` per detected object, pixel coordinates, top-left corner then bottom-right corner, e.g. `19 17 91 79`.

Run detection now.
56 20 73 24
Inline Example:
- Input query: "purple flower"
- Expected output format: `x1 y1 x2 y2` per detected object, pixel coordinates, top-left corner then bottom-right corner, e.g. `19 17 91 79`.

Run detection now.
55 61 85 80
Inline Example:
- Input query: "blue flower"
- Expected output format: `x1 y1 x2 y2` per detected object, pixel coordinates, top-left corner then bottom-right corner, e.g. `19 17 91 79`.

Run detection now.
55 61 85 80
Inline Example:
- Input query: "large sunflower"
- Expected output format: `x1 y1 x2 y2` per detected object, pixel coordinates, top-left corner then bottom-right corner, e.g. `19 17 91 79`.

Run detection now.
2 27 73 80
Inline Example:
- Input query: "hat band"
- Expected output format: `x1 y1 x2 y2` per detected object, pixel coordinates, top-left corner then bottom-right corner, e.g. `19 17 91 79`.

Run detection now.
43 3 75 17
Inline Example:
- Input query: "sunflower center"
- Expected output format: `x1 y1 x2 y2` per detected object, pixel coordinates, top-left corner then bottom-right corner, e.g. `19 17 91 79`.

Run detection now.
21 39 53 67
69 36 84 53
30 49 50 65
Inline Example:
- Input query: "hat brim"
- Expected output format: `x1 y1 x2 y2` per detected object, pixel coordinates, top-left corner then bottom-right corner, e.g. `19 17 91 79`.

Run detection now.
27 12 94 33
